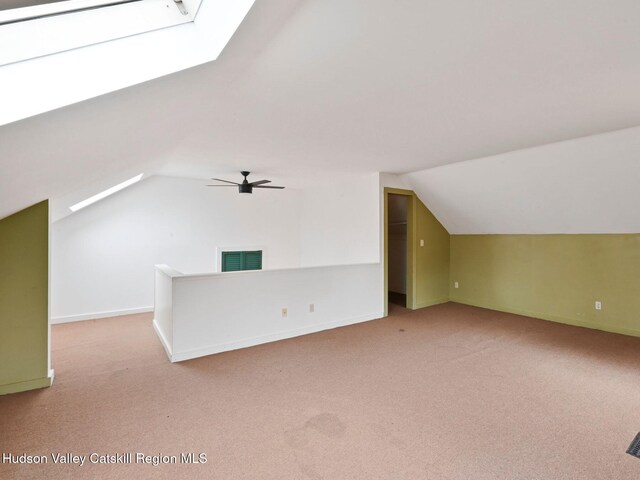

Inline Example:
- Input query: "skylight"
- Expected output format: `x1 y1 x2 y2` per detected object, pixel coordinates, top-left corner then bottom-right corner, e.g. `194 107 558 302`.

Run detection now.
0 0 199 66
0 0 255 126
69 174 144 212
0 0 141 23
1 0 68 11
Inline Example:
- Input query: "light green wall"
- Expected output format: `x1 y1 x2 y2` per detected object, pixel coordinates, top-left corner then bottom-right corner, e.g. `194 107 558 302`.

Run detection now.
0 201 51 395
450 234 640 337
414 197 450 308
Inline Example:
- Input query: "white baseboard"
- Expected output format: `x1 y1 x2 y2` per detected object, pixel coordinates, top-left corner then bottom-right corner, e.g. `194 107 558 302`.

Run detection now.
51 306 154 324
170 311 384 363
152 318 173 361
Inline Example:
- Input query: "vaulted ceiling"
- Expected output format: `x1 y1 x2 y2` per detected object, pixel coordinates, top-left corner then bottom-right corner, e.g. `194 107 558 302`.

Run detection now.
1 0 639 228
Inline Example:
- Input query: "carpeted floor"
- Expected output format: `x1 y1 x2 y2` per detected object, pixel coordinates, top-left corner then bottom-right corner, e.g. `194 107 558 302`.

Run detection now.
1 302 639 479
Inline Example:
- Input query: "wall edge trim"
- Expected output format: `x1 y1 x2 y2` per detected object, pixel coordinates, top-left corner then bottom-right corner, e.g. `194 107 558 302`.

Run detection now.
450 300 640 338
0 373 53 396
414 298 450 309
152 318 173 362
51 306 153 324
171 311 384 362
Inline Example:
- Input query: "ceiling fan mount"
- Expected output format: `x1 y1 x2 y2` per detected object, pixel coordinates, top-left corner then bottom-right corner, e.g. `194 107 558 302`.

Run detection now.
207 171 285 194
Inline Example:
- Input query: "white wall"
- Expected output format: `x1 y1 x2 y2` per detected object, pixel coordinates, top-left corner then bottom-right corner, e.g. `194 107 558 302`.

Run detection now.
402 126 640 234
153 265 177 356
145 173 386 362
154 263 383 362
52 172 385 323
51 175 303 322
299 173 380 267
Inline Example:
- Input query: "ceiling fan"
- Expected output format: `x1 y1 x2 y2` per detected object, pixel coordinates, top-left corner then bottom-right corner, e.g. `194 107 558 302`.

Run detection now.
207 171 285 194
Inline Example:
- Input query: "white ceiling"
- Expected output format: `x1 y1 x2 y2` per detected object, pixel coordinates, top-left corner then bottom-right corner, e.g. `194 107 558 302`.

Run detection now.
1 0 640 225
403 126 640 234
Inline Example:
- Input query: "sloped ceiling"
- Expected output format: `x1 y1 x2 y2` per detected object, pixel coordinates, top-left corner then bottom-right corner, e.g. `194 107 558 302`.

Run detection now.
403 126 640 234
1 0 639 228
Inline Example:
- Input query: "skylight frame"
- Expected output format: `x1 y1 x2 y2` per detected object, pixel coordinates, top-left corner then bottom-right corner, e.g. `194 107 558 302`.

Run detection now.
1 0 76 12
0 0 203 67
0 0 256 127
69 173 144 212
0 0 139 22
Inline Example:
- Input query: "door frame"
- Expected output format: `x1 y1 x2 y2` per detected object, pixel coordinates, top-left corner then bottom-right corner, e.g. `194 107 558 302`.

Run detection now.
384 187 416 315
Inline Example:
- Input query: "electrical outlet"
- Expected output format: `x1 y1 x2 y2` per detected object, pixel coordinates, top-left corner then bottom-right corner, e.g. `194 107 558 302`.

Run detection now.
595 301 602 311
309 304 315 313
281 308 288 317
454 281 459 289
420 239 424 247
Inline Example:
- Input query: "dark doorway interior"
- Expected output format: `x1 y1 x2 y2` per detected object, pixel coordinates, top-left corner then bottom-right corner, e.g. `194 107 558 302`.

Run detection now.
388 194 408 308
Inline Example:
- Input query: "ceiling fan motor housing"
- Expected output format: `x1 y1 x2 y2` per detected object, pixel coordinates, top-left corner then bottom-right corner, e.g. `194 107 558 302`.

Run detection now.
240 171 252 193
207 171 284 193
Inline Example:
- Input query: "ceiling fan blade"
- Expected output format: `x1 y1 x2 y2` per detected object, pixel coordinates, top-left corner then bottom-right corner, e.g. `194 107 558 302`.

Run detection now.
210 178 239 185
249 180 271 186
206 185 237 187
254 185 285 189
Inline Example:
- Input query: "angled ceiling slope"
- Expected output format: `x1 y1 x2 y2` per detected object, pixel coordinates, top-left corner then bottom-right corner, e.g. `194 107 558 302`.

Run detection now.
403 127 640 234
1 0 640 221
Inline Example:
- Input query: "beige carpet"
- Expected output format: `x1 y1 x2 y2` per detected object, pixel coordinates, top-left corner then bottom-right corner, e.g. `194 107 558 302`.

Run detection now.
1 303 639 479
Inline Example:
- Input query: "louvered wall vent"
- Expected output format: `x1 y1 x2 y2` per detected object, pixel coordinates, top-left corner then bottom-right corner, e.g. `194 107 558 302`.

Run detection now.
626 433 640 459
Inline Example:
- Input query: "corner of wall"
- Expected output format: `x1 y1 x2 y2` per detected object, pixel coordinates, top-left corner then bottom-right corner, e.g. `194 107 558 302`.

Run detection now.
0 200 51 395
413 195 451 307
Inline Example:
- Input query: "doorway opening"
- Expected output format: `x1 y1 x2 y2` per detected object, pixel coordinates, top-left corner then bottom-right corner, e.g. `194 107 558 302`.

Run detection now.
388 194 409 308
